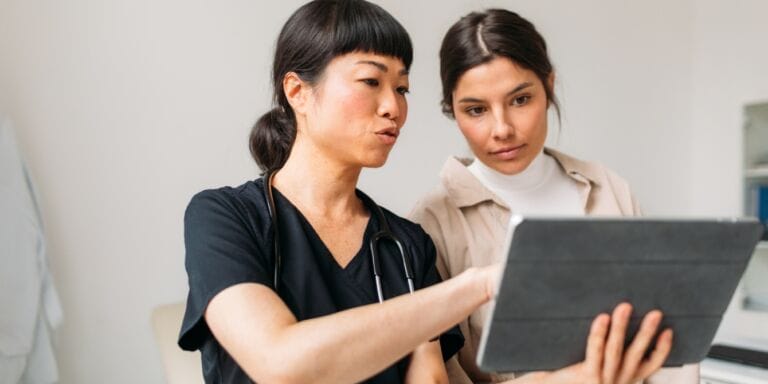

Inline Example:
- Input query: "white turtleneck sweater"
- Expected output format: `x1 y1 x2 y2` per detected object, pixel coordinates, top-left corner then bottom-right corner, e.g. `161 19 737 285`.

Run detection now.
467 151 584 216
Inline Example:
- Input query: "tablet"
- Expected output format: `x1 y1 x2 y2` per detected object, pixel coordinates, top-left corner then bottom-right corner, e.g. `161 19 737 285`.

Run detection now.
476 217 764 373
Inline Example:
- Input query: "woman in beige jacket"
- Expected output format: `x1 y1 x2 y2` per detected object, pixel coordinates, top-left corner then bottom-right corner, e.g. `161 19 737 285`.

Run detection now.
410 9 699 384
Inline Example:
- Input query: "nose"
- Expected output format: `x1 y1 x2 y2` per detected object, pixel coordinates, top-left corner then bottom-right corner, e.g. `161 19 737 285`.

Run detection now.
377 88 401 121
491 107 515 140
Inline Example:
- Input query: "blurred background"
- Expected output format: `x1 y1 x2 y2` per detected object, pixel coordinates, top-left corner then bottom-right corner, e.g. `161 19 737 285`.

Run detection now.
1 0 767 382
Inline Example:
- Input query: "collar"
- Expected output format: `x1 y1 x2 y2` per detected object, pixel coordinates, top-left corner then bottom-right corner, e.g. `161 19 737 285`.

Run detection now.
439 147 601 209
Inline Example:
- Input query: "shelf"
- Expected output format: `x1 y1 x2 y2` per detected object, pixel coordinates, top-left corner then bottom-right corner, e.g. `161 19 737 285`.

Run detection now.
745 166 768 179
742 103 768 316
701 358 768 384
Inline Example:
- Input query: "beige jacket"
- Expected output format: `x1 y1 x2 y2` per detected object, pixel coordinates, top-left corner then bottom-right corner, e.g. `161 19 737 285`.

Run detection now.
410 148 698 384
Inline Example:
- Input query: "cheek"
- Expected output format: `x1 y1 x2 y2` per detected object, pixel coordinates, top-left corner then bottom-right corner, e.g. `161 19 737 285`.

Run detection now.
515 104 548 142
317 82 370 121
343 91 373 114
456 117 490 150
533 109 549 144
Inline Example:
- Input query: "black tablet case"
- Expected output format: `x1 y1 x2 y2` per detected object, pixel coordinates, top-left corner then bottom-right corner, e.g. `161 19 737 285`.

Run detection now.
476 218 764 373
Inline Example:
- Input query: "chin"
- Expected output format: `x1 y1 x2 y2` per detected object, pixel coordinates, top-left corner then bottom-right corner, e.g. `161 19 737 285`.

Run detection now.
496 165 525 175
490 157 533 176
359 149 392 169
357 154 388 169
364 158 389 168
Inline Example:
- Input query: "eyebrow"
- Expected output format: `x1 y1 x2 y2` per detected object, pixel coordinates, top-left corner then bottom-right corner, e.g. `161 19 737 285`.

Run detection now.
456 81 534 103
356 60 409 75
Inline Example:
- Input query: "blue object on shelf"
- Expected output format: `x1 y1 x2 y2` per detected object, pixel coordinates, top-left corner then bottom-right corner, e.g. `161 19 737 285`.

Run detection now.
759 186 768 239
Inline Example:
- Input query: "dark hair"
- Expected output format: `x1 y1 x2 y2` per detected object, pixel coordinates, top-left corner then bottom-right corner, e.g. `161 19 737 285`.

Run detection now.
250 0 413 172
439 9 559 119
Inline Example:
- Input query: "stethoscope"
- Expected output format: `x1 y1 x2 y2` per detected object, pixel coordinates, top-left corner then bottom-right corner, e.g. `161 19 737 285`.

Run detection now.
264 170 415 303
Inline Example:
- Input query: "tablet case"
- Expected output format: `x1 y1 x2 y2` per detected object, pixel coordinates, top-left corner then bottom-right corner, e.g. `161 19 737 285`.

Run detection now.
476 217 764 373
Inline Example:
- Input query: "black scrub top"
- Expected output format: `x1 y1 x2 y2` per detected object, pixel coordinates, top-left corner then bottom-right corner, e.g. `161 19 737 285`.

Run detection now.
178 178 464 383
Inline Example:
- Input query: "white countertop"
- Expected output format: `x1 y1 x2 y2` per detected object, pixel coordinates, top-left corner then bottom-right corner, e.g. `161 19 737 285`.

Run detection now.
701 335 768 383
700 358 768 383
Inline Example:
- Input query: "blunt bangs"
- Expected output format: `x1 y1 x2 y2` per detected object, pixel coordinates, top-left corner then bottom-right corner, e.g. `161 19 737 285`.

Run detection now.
331 0 413 70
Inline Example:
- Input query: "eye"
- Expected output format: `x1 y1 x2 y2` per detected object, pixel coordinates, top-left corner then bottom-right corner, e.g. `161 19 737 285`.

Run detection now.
361 78 379 87
396 86 410 95
465 106 487 117
511 95 531 106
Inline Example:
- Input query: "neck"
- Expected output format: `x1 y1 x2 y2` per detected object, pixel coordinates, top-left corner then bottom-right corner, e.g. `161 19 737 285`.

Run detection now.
272 134 364 218
470 150 550 192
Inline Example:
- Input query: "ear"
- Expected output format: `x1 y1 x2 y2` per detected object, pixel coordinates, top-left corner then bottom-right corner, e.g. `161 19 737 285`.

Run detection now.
283 72 311 115
547 72 556 94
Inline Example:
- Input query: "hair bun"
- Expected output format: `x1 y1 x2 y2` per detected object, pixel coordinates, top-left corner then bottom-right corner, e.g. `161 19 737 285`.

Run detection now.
249 107 297 172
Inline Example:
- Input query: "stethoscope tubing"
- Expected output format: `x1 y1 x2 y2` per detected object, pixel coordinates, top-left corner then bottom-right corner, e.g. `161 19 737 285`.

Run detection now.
264 170 415 302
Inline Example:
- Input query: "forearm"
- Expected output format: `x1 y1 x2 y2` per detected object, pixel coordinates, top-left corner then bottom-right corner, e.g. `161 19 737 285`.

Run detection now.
270 267 490 384
404 341 449 384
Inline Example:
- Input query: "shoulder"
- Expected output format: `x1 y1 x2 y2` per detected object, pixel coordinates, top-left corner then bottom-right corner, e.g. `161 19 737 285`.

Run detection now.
546 148 639 214
409 182 458 226
374 206 447 288
185 178 270 231
373 204 438 260
187 178 264 211
547 148 631 188
379 205 430 244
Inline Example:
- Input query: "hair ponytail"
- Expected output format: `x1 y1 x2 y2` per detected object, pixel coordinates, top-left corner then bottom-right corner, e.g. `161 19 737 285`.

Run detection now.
249 106 296 172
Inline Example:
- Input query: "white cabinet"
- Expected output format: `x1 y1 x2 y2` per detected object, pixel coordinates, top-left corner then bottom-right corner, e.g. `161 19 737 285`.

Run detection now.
742 102 768 311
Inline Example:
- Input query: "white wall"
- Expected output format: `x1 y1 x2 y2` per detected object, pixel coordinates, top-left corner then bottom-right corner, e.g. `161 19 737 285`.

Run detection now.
0 1 291 382
0 0 764 383
688 0 768 344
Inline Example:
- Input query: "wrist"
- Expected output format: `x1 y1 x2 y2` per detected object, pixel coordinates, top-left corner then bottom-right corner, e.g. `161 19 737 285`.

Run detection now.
458 266 494 304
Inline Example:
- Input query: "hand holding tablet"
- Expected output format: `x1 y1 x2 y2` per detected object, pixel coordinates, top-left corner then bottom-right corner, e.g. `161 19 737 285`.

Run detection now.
477 217 764 374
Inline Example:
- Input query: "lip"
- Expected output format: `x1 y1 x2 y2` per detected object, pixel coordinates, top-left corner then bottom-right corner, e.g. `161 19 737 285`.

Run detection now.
490 144 526 160
375 127 399 145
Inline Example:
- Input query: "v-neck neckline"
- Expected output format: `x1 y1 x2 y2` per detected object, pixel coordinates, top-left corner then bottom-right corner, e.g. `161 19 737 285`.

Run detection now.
271 186 376 271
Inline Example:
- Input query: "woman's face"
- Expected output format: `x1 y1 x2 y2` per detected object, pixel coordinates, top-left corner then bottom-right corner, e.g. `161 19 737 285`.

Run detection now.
452 57 551 175
302 51 409 168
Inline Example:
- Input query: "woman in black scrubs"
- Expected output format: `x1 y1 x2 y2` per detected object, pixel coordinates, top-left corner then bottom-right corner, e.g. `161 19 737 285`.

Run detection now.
178 2 472 382
178 1 673 383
